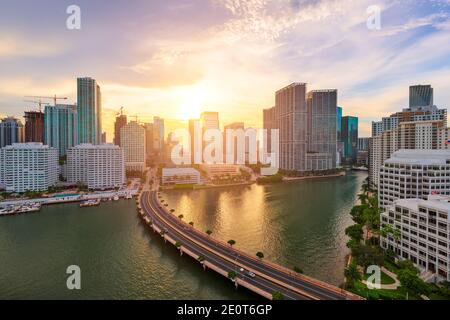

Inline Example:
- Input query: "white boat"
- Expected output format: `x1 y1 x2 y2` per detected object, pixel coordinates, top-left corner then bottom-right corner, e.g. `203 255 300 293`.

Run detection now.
113 195 119 201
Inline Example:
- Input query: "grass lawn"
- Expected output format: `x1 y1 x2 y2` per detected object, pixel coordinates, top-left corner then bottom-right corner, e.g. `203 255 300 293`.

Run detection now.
363 271 396 285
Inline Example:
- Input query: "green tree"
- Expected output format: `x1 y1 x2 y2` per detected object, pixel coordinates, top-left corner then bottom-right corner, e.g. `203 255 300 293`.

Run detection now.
227 240 236 247
256 252 264 260
344 263 361 288
293 266 304 274
345 224 364 242
397 269 429 295
272 291 284 300
178 214 184 220
206 230 213 237
228 271 237 280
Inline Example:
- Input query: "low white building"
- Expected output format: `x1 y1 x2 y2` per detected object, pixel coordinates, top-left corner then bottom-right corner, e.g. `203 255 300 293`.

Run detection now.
162 168 201 185
67 144 125 190
0 143 58 193
379 150 450 210
199 164 241 178
381 195 450 282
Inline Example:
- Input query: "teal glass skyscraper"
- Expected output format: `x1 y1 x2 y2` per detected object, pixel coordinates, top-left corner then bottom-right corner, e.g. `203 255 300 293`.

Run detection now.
342 116 358 163
336 106 342 141
77 77 102 145
44 104 77 157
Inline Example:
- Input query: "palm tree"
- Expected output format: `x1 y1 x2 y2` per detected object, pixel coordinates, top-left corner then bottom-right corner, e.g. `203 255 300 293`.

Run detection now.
256 252 264 260
227 240 236 248
344 263 361 288
178 214 184 220
175 241 182 249
272 291 284 300
393 227 402 256
170 209 175 213
189 221 194 227
206 230 213 237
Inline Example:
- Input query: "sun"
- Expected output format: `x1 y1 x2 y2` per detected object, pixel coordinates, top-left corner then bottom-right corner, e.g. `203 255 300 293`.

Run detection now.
178 86 204 120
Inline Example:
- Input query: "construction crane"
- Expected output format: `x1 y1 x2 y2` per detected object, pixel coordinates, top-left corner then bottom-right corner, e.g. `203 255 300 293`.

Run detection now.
23 99 49 113
24 95 68 109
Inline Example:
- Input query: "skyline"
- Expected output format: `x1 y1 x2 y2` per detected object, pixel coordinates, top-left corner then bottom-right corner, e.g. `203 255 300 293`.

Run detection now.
1 0 450 139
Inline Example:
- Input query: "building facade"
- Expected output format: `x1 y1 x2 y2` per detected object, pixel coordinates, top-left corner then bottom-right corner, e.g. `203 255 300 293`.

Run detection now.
380 195 450 282
162 168 201 185
44 104 78 157
409 85 434 108
342 116 359 163
379 150 450 210
114 114 127 146
120 121 146 173
306 90 337 171
0 117 24 148
77 77 102 144
66 144 125 190
0 143 58 193
24 111 45 143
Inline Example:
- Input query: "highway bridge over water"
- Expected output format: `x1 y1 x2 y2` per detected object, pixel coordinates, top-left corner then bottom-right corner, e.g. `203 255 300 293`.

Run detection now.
138 189 362 300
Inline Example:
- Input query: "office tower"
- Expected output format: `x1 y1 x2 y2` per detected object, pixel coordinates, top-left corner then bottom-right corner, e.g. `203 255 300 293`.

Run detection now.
66 144 125 190
77 77 102 144
275 83 308 172
410 85 434 108
372 121 383 137
0 143 58 193
263 107 276 154
24 111 45 143
101 132 107 144
337 107 343 141
121 121 146 173
44 104 77 157
306 90 337 170
114 113 127 146
144 122 154 160
153 116 165 156
224 122 245 164
378 149 450 209
380 194 450 282
0 117 24 148
342 116 359 163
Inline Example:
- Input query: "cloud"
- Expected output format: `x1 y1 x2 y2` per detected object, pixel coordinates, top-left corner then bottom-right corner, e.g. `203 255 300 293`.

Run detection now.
0 33 66 58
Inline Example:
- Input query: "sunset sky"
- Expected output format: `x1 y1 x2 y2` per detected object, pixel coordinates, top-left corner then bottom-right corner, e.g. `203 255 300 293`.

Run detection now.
1 0 450 139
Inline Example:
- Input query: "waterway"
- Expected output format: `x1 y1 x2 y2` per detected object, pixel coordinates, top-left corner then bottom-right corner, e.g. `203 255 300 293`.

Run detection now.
0 171 366 299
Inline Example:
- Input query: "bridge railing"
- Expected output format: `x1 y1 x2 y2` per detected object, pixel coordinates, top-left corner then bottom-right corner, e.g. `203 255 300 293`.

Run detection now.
150 191 362 300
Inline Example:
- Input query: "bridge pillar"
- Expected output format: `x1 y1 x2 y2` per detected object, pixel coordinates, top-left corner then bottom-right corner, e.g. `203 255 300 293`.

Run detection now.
180 249 183 257
203 263 207 271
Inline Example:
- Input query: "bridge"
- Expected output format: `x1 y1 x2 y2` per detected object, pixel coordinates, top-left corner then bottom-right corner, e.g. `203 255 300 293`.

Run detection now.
138 188 362 300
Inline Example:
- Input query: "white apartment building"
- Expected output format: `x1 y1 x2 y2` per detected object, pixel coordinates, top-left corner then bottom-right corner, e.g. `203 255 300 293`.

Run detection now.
0 143 58 193
199 164 241 178
380 195 450 282
379 150 450 210
67 144 125 190
162 168 201 185
369 120 445 187
120 121 146 173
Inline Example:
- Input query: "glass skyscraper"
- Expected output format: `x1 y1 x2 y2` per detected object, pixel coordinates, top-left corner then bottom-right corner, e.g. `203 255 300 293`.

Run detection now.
336 106 342 141
409 85 433 108
77 77 102 145
342 116 358 163
44 104 78 157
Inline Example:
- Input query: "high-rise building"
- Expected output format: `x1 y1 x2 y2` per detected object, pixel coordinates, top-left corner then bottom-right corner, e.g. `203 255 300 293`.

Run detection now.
189 119 199 164
200 112 219 131
337 106 343 141
67 144 125 190
358 137 370 151
77 77 102 144
44 104 77 157
224 122 245 164
306 90 337 171
101 132 107 144
24 111 45 143
275 83 308 172
144 122 154 161
0 143 58 193
263 107 276 154
0 117 24 148
372 121 383 137
369 119 446 187
114 114 127 146
121 121 146 173
342 116 359 163
153 117 165 156
380 195 450 282
378 149 450 209
409 85 434 108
